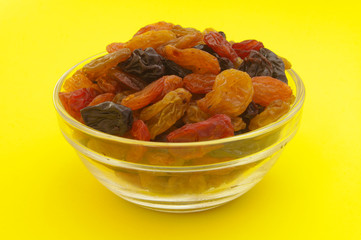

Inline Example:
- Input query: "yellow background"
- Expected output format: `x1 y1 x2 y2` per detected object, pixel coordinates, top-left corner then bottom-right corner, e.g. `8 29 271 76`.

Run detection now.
1 0 361 239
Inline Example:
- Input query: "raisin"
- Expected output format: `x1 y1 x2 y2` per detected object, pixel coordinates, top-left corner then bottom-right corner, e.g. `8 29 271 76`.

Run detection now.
232 40 264 59
95 75 122 94
121 75 182 110
171 25 200 37
193 44 234 71
231 117 246 131
82 48 131 80
248 99 290 131
140 88 192 139
59 88 100 121
81 101 133 136
197 69 254 117
112 91 134 105
259 48 288 83
238 50 274 78
130 120 151 141
124 30 176 51
167 114 234 142
163 45 220 74
63 70 99 92
119 47 190 82
106 67 147 91
183 73 216 94
106 42 125 53
252 76 292 106
240 101 265 124
182 102 209 124
156 31 203 55
155 75 183 102
88 93 115 106
118 48 165 83
204 32 238 62
133 21 174 36
163 59 192 77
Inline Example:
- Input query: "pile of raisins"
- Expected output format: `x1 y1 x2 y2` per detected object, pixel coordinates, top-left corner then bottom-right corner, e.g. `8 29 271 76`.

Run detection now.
59 21 294 143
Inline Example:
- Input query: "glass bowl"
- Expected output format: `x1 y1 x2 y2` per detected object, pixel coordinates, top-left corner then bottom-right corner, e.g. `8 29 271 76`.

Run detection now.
53 53 305 213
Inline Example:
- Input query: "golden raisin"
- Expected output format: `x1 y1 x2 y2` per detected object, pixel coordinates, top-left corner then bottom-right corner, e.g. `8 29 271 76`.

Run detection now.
163 45 220 74
197 69 254 117
249 99 290 130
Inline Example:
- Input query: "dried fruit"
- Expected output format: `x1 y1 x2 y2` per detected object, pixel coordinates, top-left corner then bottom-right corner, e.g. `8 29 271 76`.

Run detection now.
240 101 265 124
119 47 190 83
259 48 287 83
140 88 192 139
107 67 146 91
231 117 246 131
134 21 174 36
171 25 200 37
183 73 216 94
163 45 221 74
238 50 273 79
204 31 238 62
106 42 125 53
83 48 131 80
252 76 292 106
60 22 295 144
157 31 203 55
112 91 134 105
167 114 234 142
182 102 209 124
193 44 234 71
95 75 122 93
249 99 290 130
81 101 133 135
121 75 182 110
63 70 99 92
131 120 151 141
59 88 100 121
88 93 115 107
124 30 176 51
197 69 254 117
232 40 264 59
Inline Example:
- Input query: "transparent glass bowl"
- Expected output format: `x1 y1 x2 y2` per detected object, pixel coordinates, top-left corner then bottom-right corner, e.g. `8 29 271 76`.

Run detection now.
53 53 305 213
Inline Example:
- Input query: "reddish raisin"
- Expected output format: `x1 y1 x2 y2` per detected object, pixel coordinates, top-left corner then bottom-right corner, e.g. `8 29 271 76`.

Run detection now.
204 32 238 62
167 114 234 142
131 120 151 141
232 40 264 59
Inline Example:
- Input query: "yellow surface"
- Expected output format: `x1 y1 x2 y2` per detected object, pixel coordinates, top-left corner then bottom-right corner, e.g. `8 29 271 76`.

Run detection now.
1 0 360 239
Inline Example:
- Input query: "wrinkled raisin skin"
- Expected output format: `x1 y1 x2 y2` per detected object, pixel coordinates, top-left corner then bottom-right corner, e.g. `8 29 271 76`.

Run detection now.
238 50 273 78
131 120 151 141
164 45 221 75
248 99 290 131
121 75 183 110
259 48 287 83
232 40 264 59
193 44 234 71
167 114 234 142
197 69 254 117
204 32 238 62
81 101 133 136
119 47 190 83
82 48 131 81
252 76 292 106
140 88 192 139
59 88 100 121
183 73 216 94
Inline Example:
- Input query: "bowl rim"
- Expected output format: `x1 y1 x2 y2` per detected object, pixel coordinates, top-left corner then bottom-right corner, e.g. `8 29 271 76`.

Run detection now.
53 52 305 148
